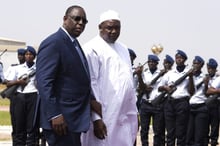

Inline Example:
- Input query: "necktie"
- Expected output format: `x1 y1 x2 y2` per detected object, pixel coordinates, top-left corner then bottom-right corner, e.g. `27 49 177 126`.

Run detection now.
73 39 89 76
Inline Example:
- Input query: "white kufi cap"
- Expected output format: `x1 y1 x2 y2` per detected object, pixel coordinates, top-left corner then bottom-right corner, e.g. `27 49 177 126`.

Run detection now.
99 10 120 24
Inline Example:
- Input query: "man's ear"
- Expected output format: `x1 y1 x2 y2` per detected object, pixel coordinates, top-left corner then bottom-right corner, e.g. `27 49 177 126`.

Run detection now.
98 24 102 30
63 15 68 21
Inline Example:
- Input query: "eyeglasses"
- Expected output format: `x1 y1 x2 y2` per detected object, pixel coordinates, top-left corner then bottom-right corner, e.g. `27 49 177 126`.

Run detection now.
68 15 88 24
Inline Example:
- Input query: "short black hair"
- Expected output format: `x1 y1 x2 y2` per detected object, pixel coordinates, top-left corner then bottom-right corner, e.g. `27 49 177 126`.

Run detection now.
65 5 83 16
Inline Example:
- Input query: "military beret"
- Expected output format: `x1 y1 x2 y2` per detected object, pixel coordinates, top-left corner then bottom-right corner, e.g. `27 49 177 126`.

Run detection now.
17 48 26 55
165 54 174 64
148 54 159 62
194 56 204 64
128 48 137 58
207 58 218 69
176 49 187 60
26 46 36 57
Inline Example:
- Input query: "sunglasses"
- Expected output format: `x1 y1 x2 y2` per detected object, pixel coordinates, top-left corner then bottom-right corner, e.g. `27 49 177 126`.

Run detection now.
68 15 88 24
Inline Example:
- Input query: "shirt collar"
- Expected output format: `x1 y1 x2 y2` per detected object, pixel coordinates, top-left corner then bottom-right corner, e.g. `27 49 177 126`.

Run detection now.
22 62 36 69
61 26 75 42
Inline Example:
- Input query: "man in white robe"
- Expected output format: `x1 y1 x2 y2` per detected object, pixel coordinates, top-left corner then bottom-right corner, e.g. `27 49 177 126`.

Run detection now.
81 10 138 146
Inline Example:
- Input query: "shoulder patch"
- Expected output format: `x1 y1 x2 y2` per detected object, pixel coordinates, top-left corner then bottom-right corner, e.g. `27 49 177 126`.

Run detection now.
11 64 18 66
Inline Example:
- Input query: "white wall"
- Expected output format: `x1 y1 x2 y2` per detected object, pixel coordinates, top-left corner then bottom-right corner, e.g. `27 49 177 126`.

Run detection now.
0 51 17 72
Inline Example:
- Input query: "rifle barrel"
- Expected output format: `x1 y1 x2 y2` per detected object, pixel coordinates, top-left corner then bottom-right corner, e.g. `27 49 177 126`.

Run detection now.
0 49 7 57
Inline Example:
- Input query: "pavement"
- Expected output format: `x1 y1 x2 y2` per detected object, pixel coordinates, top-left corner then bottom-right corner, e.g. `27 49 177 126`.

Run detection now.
2 125 220 146
0 104 147 145
0 104 218 146
0 126 148 146
0 126 12 146
2 104 147 145
0 105 11 145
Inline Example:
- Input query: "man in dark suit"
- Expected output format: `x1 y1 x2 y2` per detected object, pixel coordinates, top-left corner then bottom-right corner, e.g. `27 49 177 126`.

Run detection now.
36 5 97 146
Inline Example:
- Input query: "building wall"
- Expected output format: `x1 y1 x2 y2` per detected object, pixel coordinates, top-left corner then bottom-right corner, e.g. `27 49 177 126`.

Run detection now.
0 51 18 72
0 37 26 72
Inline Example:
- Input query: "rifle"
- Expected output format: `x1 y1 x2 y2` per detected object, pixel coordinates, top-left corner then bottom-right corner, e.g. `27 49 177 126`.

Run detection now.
205 94 219 107
0 49 7 57
150 70 167 86
151 68 193 106
136 69 165 110
132 60 148 70
138 69 166 98
0 49 7 69
196 80 204 90
195 74 209 90
0 69 36 99
203 75 220 107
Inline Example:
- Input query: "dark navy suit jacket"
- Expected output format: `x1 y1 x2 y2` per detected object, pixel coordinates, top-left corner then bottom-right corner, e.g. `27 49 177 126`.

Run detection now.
36 28 91 132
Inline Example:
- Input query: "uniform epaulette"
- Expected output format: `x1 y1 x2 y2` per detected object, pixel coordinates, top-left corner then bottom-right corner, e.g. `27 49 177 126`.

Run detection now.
144 68 148 72
11 64 18 66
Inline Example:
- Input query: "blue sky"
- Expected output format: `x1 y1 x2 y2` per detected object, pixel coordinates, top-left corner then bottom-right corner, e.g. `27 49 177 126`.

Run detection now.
1 0 220 69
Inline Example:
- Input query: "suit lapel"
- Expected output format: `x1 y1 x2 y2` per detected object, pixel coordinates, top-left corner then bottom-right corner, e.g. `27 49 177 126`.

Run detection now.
73 39 90 77
58 28 90 79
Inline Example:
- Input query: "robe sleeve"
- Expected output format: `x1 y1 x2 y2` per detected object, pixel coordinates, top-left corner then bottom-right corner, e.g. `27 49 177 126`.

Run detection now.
84 47 102 121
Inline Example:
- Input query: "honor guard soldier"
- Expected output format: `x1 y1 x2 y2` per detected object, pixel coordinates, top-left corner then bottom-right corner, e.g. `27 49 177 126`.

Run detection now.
128 48 141 110
205 58 219 146
14 48 26 65
4 48 26 82
160 54 174 145
158 50 194 146
163 55 174 71
5 46 38 145
129 48 138 96
186 56 209 146
128 48 137 67
136 54 166 146
128 48 139 146
2 48 27 144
